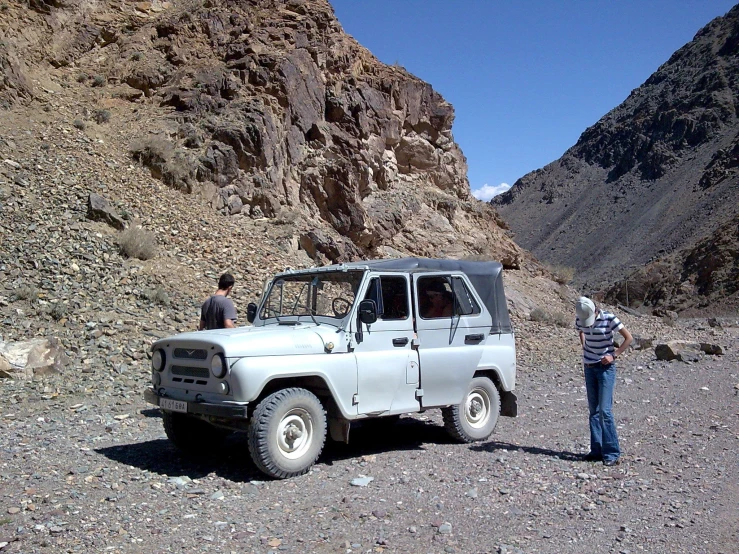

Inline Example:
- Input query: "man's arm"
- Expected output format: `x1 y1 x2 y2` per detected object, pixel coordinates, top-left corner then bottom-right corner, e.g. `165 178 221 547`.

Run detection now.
223 299 237 328
614 327 633 358
198 318 205 331
578 331 585 347
602 327 632 363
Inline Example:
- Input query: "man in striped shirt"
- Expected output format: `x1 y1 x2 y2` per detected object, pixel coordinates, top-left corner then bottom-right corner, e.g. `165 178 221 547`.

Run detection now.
575 297 633 466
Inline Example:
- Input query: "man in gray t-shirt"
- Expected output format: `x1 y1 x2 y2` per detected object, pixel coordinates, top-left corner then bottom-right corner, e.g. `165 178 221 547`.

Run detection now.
199 273 237 330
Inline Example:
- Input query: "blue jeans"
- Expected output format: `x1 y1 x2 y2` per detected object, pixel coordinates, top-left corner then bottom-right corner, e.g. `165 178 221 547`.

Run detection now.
584 362 620 462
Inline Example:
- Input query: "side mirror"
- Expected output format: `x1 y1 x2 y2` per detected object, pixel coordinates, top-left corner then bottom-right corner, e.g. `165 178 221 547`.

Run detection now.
246 302 258 323
358 299 377 325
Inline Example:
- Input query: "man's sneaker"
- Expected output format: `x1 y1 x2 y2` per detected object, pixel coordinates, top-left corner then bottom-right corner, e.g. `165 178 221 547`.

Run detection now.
603 458 621 467
582 452 601 462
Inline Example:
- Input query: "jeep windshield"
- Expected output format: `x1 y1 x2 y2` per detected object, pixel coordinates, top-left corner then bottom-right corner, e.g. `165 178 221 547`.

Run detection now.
260 271 364 321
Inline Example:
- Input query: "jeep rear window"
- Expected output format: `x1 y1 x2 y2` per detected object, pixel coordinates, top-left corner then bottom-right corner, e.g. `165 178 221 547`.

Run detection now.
260 272 364 319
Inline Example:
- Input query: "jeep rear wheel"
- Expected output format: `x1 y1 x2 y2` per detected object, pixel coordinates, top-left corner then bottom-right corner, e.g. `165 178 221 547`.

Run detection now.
162 411 229 454
247 388 327 479
442 377 500 443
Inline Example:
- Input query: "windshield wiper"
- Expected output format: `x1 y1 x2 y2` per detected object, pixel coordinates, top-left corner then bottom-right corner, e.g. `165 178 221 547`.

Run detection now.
297 310 321 327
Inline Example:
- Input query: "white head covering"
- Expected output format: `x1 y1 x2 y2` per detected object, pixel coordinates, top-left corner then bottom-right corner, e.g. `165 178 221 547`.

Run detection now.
576 296 596 327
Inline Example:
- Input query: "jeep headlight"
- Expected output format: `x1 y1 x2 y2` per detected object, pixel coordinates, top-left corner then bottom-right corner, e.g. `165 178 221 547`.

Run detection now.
210 353 227 379
151 349 165 372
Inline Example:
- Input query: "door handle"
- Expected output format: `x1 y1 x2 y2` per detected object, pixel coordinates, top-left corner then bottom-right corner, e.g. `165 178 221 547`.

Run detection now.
392 337 409 347
465 333 484 344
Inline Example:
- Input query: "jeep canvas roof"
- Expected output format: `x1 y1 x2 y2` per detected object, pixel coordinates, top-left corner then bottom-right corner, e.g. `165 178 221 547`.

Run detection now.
276 258 512 334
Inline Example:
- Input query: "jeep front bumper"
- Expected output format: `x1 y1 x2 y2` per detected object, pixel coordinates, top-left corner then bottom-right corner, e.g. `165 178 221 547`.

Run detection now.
144 388 248 418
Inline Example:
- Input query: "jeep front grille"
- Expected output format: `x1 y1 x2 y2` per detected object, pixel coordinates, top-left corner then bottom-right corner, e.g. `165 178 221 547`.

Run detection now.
173 348 208 360
170 365 209 379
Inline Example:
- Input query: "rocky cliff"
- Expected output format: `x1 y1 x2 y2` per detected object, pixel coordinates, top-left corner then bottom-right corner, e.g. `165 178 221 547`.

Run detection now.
1 0 521 268
2 0 576 357
493 4 739 312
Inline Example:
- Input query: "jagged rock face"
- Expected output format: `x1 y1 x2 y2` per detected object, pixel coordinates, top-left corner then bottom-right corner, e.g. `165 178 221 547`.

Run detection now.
0 0 522 267
0 44 33 108
493 5 739 306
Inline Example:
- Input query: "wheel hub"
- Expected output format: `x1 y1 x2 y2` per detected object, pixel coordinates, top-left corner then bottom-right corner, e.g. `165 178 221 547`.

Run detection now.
466 389 490 428
285 424 303 442
277 409 314 459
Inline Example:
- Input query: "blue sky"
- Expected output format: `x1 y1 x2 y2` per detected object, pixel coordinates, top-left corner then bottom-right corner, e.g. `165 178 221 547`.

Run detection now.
330 1 737 201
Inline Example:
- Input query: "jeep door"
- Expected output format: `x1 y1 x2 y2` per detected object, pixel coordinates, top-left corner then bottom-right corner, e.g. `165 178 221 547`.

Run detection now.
353 274 421 415
413 273 492 408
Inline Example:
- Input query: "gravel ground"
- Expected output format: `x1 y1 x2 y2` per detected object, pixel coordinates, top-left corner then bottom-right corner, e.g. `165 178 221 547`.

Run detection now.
1 321 736 554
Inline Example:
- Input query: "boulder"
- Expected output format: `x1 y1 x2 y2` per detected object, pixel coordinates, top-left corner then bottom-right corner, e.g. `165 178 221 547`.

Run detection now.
700 343 724 355
655 340 702 362
0 337 68 379
298 230 362 264
631 335 654 351
87 193 125 230
653 308 678 319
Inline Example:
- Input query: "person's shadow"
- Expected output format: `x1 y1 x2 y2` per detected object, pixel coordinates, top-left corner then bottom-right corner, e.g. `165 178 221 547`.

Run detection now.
471 441 582 461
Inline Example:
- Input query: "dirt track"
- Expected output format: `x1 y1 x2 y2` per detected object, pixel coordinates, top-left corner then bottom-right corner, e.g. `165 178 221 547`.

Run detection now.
1 319 737 554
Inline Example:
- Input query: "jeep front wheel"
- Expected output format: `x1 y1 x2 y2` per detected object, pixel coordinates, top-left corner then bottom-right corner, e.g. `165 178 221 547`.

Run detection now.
247 388 327 479
442 377 500 443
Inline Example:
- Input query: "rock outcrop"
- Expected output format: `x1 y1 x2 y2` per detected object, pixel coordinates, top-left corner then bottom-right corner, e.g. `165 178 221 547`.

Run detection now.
0 337 67 379
493 5 739 312
0 0 521 267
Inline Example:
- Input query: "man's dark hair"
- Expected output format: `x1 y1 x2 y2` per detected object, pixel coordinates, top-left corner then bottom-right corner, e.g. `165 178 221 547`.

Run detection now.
218 273 235 290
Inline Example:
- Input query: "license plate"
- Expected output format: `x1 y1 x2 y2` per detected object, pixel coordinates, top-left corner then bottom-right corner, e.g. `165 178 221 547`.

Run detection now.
160 398 187 413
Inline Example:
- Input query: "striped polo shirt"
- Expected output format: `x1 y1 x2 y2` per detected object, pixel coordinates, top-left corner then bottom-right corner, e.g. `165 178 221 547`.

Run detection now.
575 310 623 364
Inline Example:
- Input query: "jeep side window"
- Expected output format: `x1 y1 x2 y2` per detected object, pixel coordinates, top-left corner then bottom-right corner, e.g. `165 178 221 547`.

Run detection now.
380 276 409 320
451 276 481 316
363 276 409 320
418 276 454 319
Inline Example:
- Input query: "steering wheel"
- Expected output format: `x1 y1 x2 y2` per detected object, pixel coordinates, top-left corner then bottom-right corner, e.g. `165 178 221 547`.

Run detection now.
332 297 352 317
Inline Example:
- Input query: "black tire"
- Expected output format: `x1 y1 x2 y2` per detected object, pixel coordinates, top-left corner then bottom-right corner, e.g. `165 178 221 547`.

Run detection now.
442 377 501 443
162 411 229 453
247 388 327 479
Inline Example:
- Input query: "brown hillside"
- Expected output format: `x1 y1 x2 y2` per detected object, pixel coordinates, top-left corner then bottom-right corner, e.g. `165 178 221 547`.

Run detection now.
2 0 522 266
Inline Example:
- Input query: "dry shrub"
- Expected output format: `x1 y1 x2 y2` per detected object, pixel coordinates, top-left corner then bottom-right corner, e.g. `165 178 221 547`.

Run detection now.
142 286 170 306
545 263 575 285
530 308 548 322
130 136 193 192
530 307 571 328
93 109 111 124
13 286 38 302
551 311 571 328
49 302 68 321
117 224 158 260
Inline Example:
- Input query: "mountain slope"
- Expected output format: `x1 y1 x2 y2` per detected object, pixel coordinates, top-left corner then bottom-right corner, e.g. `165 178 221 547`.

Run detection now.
493 4 739 311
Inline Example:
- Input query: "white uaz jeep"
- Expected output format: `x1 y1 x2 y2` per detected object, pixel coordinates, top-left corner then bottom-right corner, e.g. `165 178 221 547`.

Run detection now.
144 258 517 479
